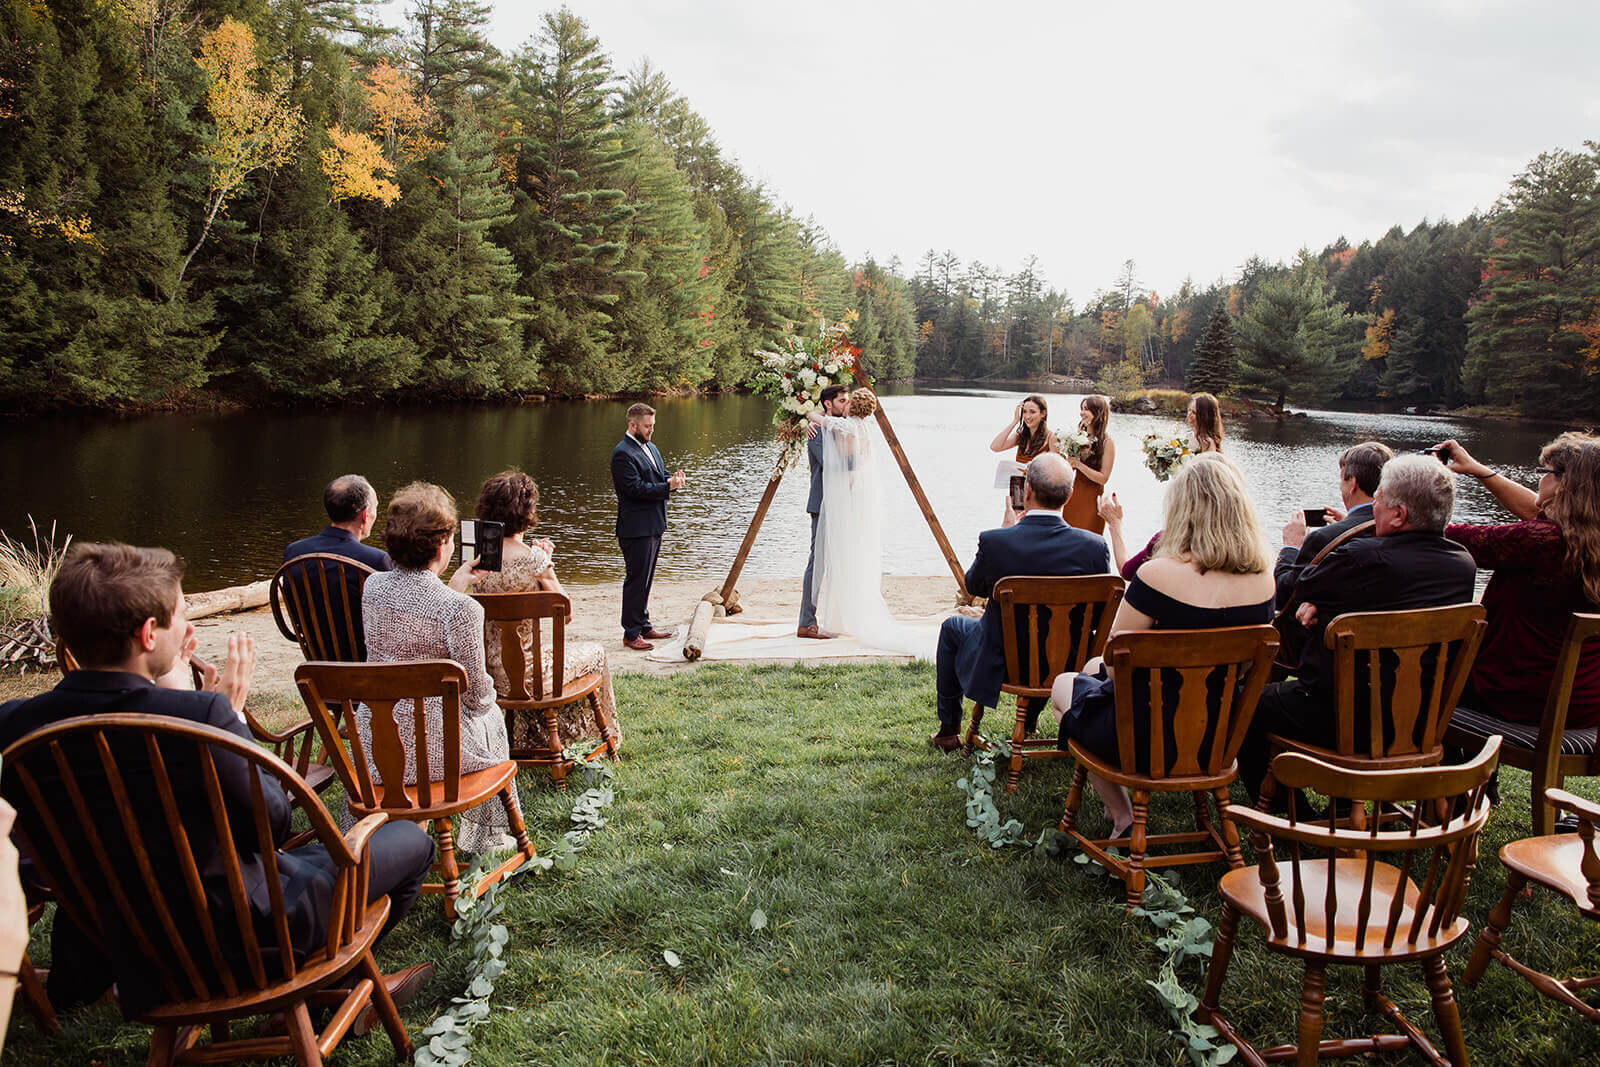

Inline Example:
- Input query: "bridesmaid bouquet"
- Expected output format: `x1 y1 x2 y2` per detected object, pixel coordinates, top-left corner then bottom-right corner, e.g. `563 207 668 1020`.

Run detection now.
752 318 862 471
1142 434 1195 482
1055 426 1093 459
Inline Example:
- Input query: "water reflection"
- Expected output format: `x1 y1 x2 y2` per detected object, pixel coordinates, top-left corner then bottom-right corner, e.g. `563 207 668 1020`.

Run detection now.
0 392 1562 590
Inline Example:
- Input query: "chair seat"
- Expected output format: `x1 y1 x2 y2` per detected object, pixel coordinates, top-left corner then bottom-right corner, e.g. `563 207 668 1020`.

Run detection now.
1450 705 1598 755
1067 738 1237 792
1219 858 1467 962
301 762 338 793
346 760 520 820
1500 834 1600 917
495 670 603 711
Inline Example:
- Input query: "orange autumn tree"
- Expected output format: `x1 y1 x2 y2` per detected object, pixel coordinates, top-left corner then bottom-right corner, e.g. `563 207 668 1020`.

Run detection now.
319 61 436 207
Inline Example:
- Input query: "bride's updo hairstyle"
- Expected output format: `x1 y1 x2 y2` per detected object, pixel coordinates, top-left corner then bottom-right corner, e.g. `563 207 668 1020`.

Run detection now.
1156 453 1271 575
849 387 878 418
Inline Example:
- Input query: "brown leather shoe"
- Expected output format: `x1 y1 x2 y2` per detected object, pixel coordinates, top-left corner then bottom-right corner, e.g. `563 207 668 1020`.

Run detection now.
623 636 654 651
352 962 436 1037
928 732 963 753
796 625 833 639
641 628 673 640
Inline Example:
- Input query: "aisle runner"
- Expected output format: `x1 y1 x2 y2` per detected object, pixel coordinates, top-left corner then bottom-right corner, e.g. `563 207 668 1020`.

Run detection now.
646 615 945 663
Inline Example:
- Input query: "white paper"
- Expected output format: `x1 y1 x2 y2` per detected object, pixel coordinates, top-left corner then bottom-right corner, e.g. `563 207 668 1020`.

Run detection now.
992 459 1026 490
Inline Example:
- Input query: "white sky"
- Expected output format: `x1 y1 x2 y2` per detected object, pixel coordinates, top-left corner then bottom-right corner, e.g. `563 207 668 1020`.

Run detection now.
452 0 1600 303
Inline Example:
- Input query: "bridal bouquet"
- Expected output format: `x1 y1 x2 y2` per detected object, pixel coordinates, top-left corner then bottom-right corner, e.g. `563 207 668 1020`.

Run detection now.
1142 434 1195 482
1055 426 1093 459
751 318 862 471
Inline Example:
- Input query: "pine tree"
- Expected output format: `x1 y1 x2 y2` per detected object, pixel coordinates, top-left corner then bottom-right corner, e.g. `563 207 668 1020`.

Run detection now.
1235 251 1359 411
1187 300 1236 393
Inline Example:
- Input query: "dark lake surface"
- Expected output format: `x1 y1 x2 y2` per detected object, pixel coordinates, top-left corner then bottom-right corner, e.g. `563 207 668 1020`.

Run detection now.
0 388 1563 592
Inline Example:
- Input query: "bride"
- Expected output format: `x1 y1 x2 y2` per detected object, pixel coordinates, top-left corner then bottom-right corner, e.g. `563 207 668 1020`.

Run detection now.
805 388 935 659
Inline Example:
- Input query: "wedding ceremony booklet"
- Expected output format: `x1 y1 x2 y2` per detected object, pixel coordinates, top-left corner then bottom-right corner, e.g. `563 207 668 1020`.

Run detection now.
992 459 1026 489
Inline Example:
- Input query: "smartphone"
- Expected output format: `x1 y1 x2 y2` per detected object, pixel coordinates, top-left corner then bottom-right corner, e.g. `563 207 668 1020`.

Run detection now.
1419 447 1451 464
1303 508 1328 528
477 520 504 572
1008 476 1026 512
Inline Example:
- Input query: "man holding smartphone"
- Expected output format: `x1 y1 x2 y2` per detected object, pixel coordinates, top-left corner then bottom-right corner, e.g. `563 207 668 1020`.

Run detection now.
611 403 686 650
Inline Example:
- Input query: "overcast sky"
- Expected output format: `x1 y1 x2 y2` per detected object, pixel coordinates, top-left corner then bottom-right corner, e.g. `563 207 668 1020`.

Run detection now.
460 0 1600 302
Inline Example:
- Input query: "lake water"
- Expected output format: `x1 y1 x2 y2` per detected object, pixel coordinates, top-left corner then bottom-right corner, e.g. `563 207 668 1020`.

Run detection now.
0 389 1563 592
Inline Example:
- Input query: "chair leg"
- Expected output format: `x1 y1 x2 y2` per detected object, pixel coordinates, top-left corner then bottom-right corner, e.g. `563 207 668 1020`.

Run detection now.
1061 763 1087 833
964 702 985 753
1362 964 1385 1011
1466 872 1524 987
1198 903 1241 1023
1530 760 1560 837
285 1000 324 1066
1214 787 1245 870
500 786 537 860
360 950 412 1060
1295 963 1327 1067
592 694 621 759
1255 770 1279 814
1422 955 1469 1066
434 816 460 921
1125 790 1150 911
146 1024 180 1067
544 709 568 790
17 952 59 1036
1006 703 1027 793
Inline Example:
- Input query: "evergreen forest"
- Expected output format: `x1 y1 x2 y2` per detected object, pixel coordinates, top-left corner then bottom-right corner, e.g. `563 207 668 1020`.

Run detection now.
3 1 1599 417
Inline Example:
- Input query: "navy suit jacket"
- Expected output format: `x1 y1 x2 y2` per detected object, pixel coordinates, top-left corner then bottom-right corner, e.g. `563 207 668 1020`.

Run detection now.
957 513 1111 707
1273 502 1372 609
0 674 335 1017
612 434 672 539
283 527 391 660
805 431 825 515
284 525 393 572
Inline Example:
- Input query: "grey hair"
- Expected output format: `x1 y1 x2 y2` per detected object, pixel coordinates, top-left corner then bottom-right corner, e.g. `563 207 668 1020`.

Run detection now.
324 474 377 523
1025 453 1073 510
1378 454 1455 533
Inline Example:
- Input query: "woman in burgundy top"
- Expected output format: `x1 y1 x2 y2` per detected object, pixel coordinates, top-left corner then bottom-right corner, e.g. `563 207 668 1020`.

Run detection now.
1436 432 1600 727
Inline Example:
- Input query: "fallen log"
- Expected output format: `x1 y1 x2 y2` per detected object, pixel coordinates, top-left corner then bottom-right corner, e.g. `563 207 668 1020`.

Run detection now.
185 580 270 621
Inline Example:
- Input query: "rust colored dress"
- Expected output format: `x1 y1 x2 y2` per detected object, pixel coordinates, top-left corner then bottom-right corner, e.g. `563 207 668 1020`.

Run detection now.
1062 443 1107 534
474 552 621 756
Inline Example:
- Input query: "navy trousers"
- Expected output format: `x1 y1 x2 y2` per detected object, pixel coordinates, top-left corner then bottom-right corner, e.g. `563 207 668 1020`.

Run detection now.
619 534 662 640
797 513 820 629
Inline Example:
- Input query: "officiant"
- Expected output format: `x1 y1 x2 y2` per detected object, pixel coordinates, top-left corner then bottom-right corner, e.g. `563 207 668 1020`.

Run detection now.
611 402 686 651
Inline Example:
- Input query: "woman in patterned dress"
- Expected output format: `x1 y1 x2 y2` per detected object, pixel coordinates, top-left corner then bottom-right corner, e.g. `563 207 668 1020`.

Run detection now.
470 470 621 757
361 481 518 853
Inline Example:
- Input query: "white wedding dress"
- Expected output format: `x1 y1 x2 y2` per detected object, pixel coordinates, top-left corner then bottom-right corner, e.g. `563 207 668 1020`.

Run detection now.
809 415 935 660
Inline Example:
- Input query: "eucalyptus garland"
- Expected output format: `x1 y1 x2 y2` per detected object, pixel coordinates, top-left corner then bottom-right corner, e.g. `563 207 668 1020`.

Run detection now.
414 745 616 1067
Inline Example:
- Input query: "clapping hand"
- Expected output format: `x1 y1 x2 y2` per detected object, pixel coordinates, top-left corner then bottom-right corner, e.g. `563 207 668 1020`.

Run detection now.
1098 492 1123 528
204 632 256 713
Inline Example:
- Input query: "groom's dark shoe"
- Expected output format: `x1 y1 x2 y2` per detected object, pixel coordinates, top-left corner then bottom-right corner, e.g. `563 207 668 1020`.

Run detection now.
928 731 963 753
796 625 832 639
641 628 673 640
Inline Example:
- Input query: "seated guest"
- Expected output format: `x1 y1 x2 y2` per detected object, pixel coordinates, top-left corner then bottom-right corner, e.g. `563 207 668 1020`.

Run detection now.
930 453 1110 752
1050 453 1276 836
1274 440 1392 608
283 474 394 659
470 470 621 755
1436 433 1600 727
0 544 433 1016
362 482 520 853
1236 455 1477 797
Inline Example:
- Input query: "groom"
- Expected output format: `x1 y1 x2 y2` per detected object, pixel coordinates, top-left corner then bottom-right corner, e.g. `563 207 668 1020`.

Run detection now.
930 453 1109 751
796 384 851 639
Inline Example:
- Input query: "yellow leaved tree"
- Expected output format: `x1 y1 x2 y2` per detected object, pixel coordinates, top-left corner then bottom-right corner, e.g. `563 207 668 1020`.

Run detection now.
317 60 435 207
320 126 399 205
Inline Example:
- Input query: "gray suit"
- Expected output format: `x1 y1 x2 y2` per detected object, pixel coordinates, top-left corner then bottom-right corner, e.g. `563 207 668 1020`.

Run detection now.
798 431 825 628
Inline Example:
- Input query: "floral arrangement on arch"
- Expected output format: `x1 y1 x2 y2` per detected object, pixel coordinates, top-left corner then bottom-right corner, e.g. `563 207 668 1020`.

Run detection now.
1142 434 1195 482
1055 426 1094 459
751 317 862 470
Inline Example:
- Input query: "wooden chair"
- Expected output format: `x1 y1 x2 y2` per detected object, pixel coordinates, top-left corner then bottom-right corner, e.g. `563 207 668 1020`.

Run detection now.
1271 519 1376 680
962 575 1126 792
1198 739 1501 1067
15 904 58 1036
1445 612 1600 836
271 553 376 663
472 591 617 789
1 713 411 1066
1060 625 1279 910
1257 604 1488 822
295 660 536 920
1467 787 1600 1019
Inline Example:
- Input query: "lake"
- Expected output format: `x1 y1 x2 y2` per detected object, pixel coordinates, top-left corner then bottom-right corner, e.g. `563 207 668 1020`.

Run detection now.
0 389 1562 592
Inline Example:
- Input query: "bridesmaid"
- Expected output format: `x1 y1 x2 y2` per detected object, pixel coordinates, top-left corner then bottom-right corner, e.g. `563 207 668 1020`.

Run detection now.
1188 392 1225 453
1062 395 1115 534
989 395 1056 522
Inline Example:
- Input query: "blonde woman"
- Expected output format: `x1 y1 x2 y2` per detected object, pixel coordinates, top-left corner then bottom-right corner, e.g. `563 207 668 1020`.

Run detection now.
1062 395 1115 533
1050 453 1274 837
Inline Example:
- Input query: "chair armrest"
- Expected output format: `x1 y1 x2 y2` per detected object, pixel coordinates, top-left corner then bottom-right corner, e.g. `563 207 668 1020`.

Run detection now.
341 812 390 861
247 714 317 747
1546 788 1600 827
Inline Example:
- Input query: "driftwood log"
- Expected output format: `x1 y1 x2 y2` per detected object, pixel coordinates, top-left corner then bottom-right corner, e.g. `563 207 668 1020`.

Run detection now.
184 580 270 621
682 600 716 661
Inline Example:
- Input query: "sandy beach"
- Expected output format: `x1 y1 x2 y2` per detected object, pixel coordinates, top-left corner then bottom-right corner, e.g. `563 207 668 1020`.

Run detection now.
192 575 965 694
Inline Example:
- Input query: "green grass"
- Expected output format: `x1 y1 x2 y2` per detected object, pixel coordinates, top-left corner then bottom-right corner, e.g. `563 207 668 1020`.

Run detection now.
8 663 1600 1064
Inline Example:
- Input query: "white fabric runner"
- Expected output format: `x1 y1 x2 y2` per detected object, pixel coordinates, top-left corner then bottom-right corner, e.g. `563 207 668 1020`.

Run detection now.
647 615 945 663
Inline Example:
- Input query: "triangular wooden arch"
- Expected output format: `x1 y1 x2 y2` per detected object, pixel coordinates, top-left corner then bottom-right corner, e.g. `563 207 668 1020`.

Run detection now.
715 377 972 610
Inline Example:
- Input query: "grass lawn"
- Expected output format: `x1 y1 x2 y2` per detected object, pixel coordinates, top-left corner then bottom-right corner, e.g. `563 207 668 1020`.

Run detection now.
6 662 1600 1064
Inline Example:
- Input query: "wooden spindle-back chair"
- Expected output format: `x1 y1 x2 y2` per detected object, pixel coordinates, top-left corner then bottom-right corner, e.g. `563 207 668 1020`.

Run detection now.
294 660 535 920
1060 625 1279 909
472 591 617 788
1258 604 1487 824
1466 786 1600 1019
271 553 376 663
962 574 1126 791
1446 612 1600 835
1 713 410 1066
1199 739 1501 1067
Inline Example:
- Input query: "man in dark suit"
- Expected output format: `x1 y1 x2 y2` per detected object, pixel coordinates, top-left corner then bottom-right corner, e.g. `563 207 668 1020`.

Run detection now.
1238 455 1477 796
0 544 433 1021
1274 441 1392 608
610 403 686 650
930 453 1111 751
283 474 393 659
797 384 850 639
